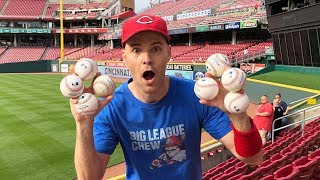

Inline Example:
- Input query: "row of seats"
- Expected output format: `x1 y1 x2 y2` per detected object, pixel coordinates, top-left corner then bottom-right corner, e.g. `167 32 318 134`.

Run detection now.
0 41 272 63
3 0 46 16
202 117 320 179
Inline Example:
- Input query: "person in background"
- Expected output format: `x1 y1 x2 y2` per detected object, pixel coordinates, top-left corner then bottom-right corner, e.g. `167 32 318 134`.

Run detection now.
275 93 290 127
253 95 274 145
272 98 284 138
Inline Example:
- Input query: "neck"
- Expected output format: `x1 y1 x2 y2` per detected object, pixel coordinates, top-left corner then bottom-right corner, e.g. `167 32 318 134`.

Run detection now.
129 76 170 103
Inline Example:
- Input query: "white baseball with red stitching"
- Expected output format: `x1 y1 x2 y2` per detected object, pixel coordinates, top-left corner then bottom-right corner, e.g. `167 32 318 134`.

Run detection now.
60 74 84 98
206 53 231 77
93 75 116 97
221 68 246 92
74 58 98 80
75 93 98 115
194 77 219 100
224 92 249 113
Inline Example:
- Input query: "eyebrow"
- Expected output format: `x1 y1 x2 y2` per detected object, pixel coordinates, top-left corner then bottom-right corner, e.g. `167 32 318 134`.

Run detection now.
129 41 163 47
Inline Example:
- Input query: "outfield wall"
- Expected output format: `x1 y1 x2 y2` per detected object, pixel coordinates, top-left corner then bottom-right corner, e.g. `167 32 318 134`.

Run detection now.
0 60 58 73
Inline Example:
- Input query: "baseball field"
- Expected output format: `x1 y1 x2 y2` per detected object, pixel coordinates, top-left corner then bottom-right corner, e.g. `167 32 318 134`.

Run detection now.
0 72 318 179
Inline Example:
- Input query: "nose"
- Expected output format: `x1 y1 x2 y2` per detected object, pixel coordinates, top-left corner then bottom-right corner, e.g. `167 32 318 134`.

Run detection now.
142 52 152 65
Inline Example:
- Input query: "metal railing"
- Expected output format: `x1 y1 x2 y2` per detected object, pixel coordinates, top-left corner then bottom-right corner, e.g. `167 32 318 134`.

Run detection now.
271 103 320 143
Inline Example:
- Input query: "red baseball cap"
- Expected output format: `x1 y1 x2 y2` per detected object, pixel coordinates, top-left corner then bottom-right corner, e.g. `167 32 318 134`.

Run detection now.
121 14 170 47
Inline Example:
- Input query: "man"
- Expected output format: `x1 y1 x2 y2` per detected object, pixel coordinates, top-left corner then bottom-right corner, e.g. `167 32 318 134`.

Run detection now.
69 14 263 180
275 93 290 126
253 95 274 145
272 98 284 138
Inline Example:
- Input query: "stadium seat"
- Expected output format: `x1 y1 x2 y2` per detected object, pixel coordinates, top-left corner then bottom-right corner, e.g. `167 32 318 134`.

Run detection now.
260 174 275 180
292 155 317 180
273 164 300 180
270 153 287 171
236 161 248 174
280 146 297 164
258 159 275 176
240 169 261 180
308 148 320 179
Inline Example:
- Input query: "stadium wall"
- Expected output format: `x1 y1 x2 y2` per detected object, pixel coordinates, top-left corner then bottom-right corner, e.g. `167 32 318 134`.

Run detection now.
0 60 57 73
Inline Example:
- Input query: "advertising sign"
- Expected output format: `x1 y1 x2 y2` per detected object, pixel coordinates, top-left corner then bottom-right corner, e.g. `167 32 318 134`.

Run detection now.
225 22 240 30
166 64 193 71
165 70 194 80
169 28 189 35
104 67 131 78
176 9 211 20
60 64 69 73
196 26 209 32
208 24 224 31
240 20 258 29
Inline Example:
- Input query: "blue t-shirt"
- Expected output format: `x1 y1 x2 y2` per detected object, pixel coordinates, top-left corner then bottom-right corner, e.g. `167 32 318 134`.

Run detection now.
94 76 231 180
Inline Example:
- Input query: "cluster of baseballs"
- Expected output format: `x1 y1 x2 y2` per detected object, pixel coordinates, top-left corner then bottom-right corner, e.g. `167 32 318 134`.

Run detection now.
194 53 249 114
59 58 116 116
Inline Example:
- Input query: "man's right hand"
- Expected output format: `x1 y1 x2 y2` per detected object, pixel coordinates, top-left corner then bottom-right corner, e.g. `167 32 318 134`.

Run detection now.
69 72 114 123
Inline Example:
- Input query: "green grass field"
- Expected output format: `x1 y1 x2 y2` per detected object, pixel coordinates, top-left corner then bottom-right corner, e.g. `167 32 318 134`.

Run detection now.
0 74 123 179
0 71 318 179
250 71 320 90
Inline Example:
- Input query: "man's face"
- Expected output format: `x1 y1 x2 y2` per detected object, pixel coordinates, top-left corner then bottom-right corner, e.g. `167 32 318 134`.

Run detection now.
275 95 281 100
260 96 268 104
122 31 171 94
165 145 180 157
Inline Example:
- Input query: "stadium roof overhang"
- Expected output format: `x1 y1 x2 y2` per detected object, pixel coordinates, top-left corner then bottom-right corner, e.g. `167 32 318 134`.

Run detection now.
109 10 136 19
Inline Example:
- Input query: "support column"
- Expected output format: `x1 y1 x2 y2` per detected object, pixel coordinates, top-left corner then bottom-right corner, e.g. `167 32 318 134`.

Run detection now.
110 39 114 49
74 34 77 47
14 34 17 47
232 30 237 45
188 33 192 46
54 34 58 46
90 34 94 47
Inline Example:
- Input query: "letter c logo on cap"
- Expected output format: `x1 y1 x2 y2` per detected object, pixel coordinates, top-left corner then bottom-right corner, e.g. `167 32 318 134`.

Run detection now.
136 16 154 24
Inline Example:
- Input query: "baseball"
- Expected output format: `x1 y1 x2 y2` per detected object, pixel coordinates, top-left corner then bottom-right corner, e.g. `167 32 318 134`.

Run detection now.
224 92 249 114
75 93 99 116
206 53 231 77
221 68 246 92
194 77 219 100
60 74 84 98
74 58 98 80
93 75 116 97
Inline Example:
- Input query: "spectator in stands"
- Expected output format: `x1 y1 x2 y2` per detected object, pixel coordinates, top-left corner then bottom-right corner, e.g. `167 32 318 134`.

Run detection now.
253 95 274 145
275 93 290 127
272 98 284 138
69 14 263 180
198 56 203 62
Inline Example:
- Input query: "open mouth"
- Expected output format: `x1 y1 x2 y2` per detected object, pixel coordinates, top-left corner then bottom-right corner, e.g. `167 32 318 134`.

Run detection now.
143 70 155 83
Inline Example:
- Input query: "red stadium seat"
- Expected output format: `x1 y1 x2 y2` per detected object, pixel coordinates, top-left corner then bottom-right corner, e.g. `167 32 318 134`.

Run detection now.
280 146 297 164
240 169 261 180
308 148 320 179
273 164 300 180
292 155 317 180
270 153 287 171
260 174 275 180
258 159 275 176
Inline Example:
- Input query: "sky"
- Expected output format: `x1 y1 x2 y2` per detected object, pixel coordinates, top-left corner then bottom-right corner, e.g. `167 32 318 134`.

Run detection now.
134 0 150 13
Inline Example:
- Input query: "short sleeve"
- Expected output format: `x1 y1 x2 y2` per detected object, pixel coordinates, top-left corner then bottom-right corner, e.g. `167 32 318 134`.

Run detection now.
201 107 232 140
93 108 119 155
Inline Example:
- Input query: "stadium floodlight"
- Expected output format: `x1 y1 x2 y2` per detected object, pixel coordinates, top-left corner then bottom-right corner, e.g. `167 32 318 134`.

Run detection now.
59 0 65 72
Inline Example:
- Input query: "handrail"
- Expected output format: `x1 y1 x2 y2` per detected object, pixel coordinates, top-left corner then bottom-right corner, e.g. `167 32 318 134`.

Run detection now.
271 103 320 143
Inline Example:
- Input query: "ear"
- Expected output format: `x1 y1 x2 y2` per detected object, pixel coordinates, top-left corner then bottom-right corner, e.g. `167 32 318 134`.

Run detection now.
122 49 127 66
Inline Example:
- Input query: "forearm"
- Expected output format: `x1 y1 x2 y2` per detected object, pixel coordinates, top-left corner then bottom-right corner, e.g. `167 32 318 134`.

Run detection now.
228 112 251 132
256 112 270 116
227 113 263 164
75 120 105 180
